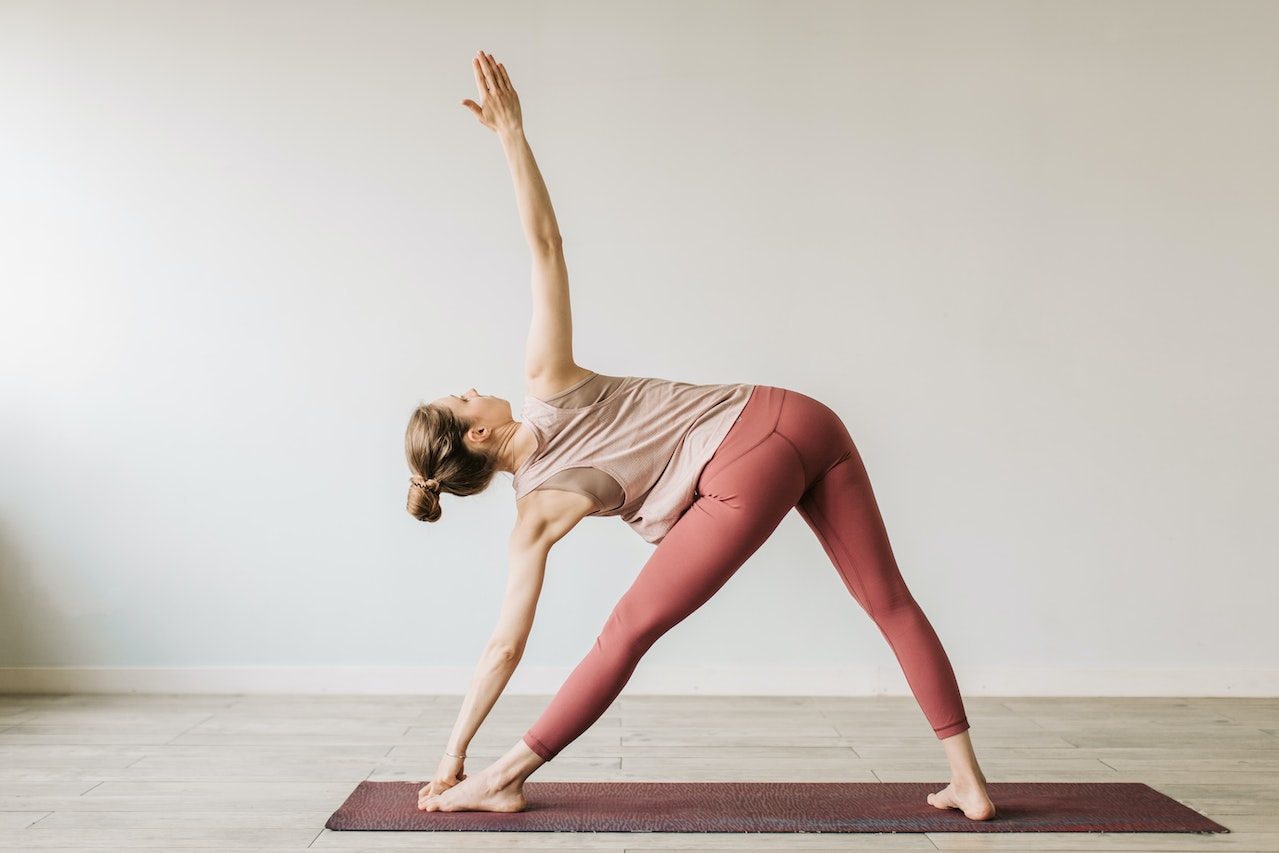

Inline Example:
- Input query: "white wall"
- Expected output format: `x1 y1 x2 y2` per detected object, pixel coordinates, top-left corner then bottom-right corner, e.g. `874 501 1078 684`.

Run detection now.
1 0 1275 698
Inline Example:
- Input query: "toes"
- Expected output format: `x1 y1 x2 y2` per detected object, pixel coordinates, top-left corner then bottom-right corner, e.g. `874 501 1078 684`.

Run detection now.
927 789 954 810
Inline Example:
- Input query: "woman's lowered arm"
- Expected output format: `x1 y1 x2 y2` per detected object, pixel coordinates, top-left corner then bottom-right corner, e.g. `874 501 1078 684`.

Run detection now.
425 494 587 800
436 529 548 768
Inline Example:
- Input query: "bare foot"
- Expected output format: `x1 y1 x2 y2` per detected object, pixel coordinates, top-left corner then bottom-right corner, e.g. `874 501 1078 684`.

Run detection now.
418 766 526 813
927 777 996 820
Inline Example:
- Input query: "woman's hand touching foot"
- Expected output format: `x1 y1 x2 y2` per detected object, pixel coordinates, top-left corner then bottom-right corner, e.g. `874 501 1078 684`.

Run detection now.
418 763 526 813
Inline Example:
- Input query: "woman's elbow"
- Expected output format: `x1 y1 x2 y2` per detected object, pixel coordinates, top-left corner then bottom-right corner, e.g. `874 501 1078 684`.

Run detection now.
534 233 563 252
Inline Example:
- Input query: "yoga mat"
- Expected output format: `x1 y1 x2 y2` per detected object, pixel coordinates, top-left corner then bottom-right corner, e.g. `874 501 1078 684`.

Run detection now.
325 780 1230 833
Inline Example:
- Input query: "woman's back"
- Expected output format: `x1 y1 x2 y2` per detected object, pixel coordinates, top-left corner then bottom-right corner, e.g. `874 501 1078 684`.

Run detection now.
513 371 755 544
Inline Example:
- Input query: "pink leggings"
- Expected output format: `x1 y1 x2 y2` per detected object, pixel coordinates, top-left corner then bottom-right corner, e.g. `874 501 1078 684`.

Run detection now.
522 385 970 761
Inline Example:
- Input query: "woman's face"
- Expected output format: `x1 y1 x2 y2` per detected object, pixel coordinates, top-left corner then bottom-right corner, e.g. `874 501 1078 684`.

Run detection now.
431 388 513 429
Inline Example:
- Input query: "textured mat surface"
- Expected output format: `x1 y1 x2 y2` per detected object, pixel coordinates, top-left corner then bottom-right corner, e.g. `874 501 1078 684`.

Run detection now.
325 780 1230 833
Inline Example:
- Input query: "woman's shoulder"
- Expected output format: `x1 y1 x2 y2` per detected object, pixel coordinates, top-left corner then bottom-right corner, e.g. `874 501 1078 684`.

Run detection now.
526 365 597 403
514 486 598 535
526 367 627 411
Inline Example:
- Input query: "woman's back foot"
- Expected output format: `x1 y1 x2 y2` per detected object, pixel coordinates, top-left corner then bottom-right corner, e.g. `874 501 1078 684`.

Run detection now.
926 777 997 820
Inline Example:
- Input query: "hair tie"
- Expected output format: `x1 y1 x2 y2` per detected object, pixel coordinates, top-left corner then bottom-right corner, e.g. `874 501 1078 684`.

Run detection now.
411 476 441 493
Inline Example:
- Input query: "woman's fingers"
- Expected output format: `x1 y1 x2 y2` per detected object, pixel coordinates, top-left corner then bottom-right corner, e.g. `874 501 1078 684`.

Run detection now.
470 50 513 96
476 50 498 92
470 56 488 99
483 51 512 93
480 51 503 91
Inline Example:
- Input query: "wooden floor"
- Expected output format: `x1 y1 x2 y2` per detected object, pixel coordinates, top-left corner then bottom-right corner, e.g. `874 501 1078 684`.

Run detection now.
0 693 1274 851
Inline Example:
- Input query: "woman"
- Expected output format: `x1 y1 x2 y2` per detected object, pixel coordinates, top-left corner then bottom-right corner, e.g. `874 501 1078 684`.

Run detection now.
406 50 995 821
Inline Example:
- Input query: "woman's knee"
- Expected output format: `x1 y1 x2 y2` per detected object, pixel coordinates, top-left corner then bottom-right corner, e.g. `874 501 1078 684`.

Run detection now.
865 586 923 624
597 596 675 654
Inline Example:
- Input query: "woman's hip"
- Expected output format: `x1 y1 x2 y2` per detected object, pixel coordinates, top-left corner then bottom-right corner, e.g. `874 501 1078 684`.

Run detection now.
698 384 853 496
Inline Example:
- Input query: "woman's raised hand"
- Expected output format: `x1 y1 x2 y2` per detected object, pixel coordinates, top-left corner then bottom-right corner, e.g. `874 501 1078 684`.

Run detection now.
461 50 523 135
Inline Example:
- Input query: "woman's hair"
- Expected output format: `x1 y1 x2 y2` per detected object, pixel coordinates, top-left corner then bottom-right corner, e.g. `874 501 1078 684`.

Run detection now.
404 402 501 523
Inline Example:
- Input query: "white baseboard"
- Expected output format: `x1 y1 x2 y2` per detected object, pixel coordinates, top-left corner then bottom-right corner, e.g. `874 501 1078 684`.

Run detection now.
0 665 1275 695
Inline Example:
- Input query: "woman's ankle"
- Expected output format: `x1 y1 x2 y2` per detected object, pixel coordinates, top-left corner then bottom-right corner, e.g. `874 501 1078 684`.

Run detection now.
490 738 546 788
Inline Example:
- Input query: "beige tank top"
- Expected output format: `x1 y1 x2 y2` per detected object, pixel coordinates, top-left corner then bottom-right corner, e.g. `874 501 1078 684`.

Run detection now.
512 370 756 544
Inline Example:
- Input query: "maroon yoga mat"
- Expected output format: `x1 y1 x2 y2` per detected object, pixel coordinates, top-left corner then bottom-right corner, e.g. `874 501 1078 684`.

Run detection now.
325 780 1230 833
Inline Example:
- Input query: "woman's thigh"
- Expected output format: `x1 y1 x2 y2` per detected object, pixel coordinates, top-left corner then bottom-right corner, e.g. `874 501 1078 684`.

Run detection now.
614 432 808 646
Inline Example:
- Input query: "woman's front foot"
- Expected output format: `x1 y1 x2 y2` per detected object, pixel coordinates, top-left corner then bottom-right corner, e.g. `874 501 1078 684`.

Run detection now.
419 765 526 813
926 776 996 820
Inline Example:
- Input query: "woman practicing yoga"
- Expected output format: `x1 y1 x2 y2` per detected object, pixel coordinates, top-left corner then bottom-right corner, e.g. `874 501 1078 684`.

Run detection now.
405 51 995 821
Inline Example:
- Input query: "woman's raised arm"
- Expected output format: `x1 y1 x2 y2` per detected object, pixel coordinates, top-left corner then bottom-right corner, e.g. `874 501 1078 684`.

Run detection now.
462 50 573 380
